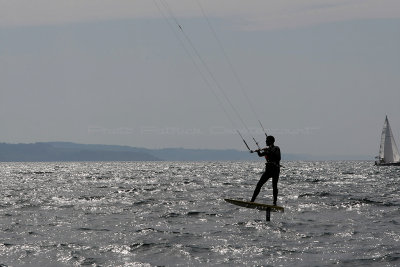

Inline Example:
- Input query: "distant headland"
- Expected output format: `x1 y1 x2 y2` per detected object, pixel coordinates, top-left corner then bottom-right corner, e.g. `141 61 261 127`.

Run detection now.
0 142 371 162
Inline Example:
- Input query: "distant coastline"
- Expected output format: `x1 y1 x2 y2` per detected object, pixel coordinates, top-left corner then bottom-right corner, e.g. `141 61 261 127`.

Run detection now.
0 142 372 162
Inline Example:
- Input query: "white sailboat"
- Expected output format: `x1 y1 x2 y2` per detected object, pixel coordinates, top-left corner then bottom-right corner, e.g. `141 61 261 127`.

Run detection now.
375 116 400 166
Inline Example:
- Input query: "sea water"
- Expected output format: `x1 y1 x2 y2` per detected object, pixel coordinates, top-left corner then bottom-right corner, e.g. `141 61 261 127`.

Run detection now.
0 161 399 266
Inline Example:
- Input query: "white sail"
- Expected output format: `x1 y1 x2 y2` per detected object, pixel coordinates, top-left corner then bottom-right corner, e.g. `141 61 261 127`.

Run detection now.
379 116 400 163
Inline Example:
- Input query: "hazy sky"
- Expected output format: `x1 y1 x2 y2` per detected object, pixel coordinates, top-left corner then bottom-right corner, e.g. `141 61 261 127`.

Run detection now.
1 0 400 157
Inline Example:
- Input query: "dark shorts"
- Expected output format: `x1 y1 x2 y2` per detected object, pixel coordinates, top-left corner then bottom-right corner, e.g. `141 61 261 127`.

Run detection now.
258 163 280 187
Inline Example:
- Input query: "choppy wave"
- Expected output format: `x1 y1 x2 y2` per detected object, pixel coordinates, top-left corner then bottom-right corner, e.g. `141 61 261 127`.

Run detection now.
0 161 399 266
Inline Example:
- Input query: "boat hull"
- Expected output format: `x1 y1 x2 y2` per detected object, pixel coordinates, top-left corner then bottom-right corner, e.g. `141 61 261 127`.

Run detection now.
375 161 400 166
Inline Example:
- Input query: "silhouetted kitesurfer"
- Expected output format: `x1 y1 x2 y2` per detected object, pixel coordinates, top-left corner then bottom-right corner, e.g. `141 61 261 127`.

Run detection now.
250 135 281 205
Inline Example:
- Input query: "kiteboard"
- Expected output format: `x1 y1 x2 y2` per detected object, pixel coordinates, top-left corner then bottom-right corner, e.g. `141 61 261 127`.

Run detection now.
224 198 284 221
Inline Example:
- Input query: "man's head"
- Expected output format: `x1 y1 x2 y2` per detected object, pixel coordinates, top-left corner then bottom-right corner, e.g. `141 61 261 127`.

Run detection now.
266 135 275 146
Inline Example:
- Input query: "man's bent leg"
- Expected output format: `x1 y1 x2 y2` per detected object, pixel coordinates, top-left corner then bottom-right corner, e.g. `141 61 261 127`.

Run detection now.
251 172 269 202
